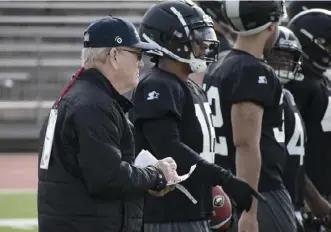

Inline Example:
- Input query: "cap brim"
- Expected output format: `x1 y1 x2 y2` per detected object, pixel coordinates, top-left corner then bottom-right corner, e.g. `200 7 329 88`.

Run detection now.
131 42 159 51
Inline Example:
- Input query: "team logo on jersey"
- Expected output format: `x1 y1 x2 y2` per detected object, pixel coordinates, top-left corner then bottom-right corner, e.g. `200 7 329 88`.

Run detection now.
213 195 225 208
258 76 268 84
147 91 159 100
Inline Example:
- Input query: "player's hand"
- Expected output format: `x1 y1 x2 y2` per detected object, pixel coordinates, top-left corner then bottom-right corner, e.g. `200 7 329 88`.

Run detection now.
322 209 331 229
238 211 259 232
222 175 266 214
148 185 176 197
154 157 181 183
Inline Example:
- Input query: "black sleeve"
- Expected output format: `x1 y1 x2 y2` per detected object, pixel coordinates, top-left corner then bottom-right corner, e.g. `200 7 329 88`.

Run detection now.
133 78 185 122
142 116 233 186
284 81 309 116
73 105 165 196
142 116 204 171
133 77 202 172
231 63 276 107
285 79 323 125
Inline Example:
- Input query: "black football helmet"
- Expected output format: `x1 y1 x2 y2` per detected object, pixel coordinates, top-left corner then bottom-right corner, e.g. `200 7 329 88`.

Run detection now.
288 9 331 71
222 0 286 36
287 1 331 21
266 26 303 84
196 0 236 52
139 0 219 73
197 0 227 25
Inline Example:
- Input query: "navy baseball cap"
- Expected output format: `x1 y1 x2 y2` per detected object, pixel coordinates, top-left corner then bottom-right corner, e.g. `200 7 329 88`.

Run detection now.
83 16 159 51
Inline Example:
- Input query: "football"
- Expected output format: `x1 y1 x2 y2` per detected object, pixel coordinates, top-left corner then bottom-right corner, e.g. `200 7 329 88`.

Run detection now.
209 186 232 231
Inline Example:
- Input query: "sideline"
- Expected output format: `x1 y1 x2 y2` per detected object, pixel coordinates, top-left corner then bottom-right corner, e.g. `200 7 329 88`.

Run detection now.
0 189 36 194
0 218 38 230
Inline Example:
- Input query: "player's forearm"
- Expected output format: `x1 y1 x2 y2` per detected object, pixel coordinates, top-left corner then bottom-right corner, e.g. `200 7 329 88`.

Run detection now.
142 117 233 186
142 117 204 168
304 174 331 217
236 145 261 213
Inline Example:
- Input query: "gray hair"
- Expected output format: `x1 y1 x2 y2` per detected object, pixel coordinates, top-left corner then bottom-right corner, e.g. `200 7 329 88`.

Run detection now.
81 47 111 67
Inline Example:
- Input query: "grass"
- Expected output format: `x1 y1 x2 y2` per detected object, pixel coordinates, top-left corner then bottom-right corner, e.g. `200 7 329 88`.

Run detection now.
0 227 37 232
0 192 38 232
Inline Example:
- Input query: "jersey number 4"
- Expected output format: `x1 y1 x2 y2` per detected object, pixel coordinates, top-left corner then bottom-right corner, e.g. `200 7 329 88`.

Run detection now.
275 93 304 166
287 112 305 166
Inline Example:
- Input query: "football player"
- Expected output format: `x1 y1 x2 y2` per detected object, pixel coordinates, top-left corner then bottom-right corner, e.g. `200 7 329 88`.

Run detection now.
189 0 236 87
287 1 331 21
265 25 305 219
265 25 331 232
203 1 297 232
285 8 331 229
130 1 263 232
196 0 236 52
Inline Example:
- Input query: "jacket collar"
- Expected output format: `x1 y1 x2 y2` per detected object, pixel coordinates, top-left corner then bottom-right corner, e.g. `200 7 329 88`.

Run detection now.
78 68 133 113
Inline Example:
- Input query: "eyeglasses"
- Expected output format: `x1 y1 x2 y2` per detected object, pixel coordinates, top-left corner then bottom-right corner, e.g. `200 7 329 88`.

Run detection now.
120 48 143 61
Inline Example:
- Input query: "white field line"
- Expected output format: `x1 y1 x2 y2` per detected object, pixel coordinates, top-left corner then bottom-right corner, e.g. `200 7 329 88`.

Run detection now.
0 188 36 194
0 218 38 230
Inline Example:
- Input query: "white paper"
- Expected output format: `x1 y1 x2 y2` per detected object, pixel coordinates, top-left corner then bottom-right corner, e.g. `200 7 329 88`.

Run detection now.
166 164 196 185
134 150 196 185
134 149 158 167
134 150 198 204
176 184 197 204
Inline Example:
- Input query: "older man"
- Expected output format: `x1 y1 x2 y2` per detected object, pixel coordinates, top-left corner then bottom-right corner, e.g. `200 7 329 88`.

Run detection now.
37 16 179 232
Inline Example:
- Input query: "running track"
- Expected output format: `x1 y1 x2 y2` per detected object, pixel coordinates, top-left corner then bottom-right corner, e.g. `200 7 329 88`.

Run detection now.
0 154 37 191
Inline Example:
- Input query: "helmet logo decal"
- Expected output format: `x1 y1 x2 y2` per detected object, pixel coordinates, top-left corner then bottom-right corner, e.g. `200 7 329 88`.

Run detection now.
279 38 297 47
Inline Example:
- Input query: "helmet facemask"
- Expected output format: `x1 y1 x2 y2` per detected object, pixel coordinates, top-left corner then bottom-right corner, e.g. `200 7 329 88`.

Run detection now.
267 48 304 84
187 26 220 72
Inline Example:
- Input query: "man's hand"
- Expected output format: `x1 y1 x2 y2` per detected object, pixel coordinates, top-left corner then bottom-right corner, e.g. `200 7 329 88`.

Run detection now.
148 185 176 197
323 212 331 229
154 157 181 183
238 211 259 232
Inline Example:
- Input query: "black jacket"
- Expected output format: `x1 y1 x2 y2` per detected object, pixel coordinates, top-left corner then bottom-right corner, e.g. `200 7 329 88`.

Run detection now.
37 68 166 232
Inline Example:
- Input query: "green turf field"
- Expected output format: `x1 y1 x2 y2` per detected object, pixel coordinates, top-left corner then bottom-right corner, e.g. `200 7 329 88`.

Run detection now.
0 192 38 232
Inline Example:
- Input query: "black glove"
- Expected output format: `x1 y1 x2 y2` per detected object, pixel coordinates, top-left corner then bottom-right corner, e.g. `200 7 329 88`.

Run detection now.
303 211 324 232
191 160 266 214
221 175 258 214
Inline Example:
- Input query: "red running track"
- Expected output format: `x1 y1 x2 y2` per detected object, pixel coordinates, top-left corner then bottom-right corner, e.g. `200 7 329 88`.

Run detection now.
0 154 37 191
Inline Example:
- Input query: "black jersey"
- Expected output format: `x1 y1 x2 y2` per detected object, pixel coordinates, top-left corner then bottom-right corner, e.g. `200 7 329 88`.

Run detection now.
285 69 331 196
283 89 306 209
203 49 287 192
130 67 216 222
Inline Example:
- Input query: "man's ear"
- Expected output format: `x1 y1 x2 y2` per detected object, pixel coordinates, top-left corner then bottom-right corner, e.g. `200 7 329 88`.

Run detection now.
269 22 280 33
267 23 275 33
109 48 119 70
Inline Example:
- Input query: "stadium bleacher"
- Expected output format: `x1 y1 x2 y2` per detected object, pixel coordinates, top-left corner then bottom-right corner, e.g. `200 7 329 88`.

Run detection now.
0 0 290 150
0 1 155 146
